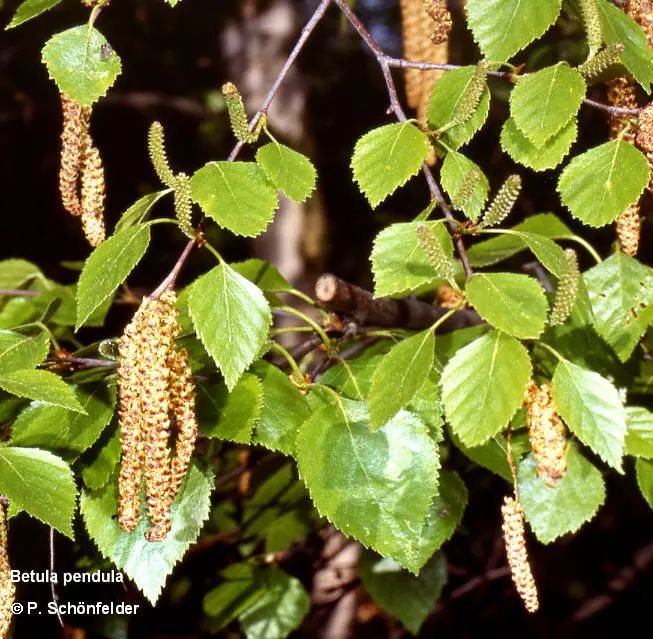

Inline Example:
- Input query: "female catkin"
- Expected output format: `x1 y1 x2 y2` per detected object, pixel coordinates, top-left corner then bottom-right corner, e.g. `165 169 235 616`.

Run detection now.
480 175 521 228
416 224 454 281
0 502 15 638
550 248 579 325
501 496 539 613
523 382 568 487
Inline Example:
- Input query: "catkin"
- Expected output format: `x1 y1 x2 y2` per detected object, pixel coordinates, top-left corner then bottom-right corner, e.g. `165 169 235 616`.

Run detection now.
424 1 453 45
148 122 176 188
523 382 568 487
117 291 197 542
416 224 454 280
80 139 106 247
577 43 624 81
501 496 539 613
578 0 603 57
451 61 487 127
480 175 521 228
451 168 480 211
0 503 15 638
173 172 194 238
59 94 91 217
550 248 579 325
616 203 641 255
627 1 653 49
436 283 463 308
400 0 449 123
168 348 198 498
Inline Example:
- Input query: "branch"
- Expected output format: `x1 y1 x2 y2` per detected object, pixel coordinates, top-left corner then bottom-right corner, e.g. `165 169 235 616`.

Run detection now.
0 289 39 297
315 273 480 331
149 0 333 296
332 0 474 278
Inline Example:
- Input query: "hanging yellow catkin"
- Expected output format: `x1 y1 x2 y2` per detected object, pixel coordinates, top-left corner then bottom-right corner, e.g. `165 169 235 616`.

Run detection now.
400 0 450 123
0 502 15 638
59 94 91 217
167 347 198 498
606 75 641 254
501 496 539 613
523 382 568 487
80 138 106 247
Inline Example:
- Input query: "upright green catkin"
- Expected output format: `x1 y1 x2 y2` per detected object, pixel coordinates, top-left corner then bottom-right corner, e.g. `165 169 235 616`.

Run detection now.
416 224 454 280
578 0 603 57
451 168 480 211
550 249 579 325
173 172 193 238
480 175 521 228
578 43 624 81
451 61 488 127
221 82 265 144
148 122 176 188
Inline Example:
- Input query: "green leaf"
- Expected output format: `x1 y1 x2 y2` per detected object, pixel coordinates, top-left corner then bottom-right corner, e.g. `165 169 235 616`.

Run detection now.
0 330 49 374
0 446 76 537
501 117 577 172
557 139 649 227
625 406 653 458
636 458 653 508
256 142 317 202
190 162 278 237
371 221 453 297
440 151 489 219
0 369 84 413
203 564 310 638
442 331 531 446
231 259 292 294
584 252 653 361
11 383 115 458
80 463 213 604
76 225 151 329
359 551 446 635
552 360 626 470
467 213 572 268
296 397 439 573
197 374 262 444
189 263 271 391
426 67 491 149
41 26 122 106
405 470 468 570
466 273 548 339
0 259 41 289
510 63 586 147
518 444 605 543
351 122 430 207
252 362 310 456
113 190 170 234
597 0 653 92
466 0 562 61
82 426 121 491
7 0 62 29
369 329 435 429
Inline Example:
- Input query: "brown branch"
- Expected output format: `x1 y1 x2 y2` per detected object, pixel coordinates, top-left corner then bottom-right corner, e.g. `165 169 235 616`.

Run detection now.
333 0 473 278
0 289 39 297
315 273 480 331
573 541 653 621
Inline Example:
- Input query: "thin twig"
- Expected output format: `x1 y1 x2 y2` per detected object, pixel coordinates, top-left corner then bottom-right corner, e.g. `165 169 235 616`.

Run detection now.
46 356 116 369
150 0 333 295
333 0 474 278
0 289 39 297
50 528 64 628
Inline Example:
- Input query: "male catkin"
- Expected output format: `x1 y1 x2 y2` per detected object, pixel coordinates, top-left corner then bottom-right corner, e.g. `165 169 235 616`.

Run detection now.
0 503 15 638
59 94 91 217
400 0 449 123
523 382 568 487
501 496 539 613
424 1 452 45
80 140 106 247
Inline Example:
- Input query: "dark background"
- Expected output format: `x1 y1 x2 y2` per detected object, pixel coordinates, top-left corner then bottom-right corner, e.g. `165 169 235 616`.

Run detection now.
1 1 652 637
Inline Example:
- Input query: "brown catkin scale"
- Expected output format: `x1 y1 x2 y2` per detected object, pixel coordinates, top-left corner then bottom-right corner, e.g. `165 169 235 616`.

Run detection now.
501 496 539 613
616 203 641 255
424 0 452 45
606 77 637 142
59 94 91 217
80 139 106 247
400 0 449 123
0 503 15 637
627 1 653 48
167 348 198 498
523 382 568 488
436 283 464 309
